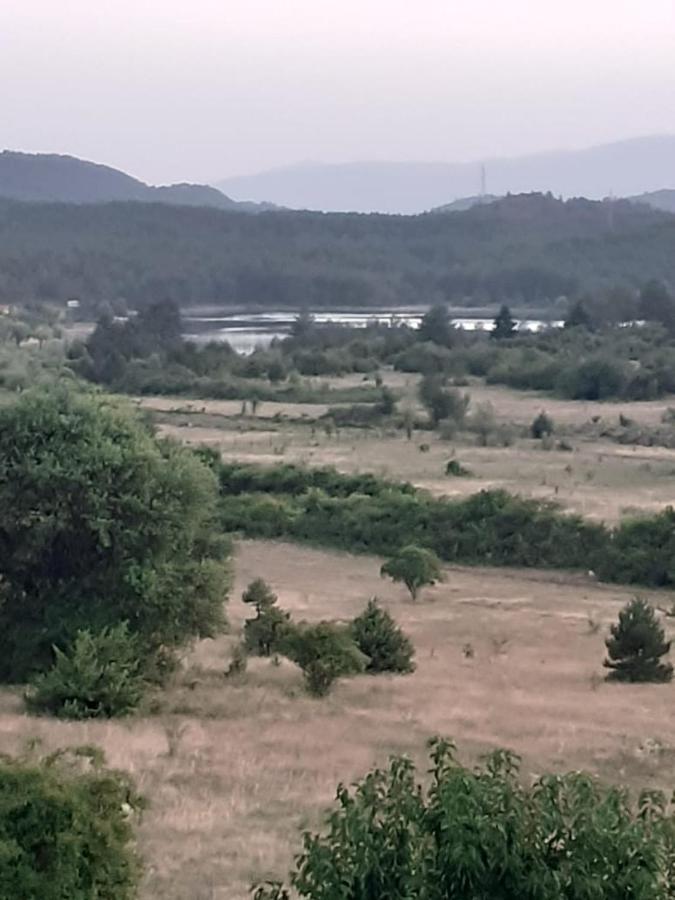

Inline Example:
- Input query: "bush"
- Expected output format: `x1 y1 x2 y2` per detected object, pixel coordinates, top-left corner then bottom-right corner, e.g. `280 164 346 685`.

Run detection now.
254 739 675 900
0 749 142 899
381 545 444 600
25 624 145 719
283 622 368 696
604 597 673 683
0 387 229 682
418 375 469 427
466 401 498 446
351 600 415 674
531 410 554 438
445 459 472 477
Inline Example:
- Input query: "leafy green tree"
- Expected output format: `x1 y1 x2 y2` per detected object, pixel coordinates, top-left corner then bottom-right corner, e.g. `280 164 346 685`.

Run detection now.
283 621 368 696
417 304 455 347
25 624 145 719
0 749 142 900
0 386 229 682
351 599 415 673
254 739 675 900
604 597 673 683
381 545 443 600
491 304 517 339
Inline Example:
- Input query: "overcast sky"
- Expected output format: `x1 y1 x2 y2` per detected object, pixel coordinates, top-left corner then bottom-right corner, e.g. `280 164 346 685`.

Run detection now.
2 0 675 184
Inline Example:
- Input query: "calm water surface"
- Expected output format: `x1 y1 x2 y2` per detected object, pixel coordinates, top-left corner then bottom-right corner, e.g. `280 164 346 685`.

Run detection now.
183 309 563 354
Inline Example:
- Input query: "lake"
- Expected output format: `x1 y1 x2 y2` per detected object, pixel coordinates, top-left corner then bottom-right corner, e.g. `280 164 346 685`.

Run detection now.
182 308 563 354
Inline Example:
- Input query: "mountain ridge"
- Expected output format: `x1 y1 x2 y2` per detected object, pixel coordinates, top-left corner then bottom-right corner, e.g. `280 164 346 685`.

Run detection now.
0 150 272 212
215 135 675 214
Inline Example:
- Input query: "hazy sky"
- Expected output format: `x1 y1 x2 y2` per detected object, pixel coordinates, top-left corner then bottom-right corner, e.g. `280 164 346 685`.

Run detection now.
3 0 675 184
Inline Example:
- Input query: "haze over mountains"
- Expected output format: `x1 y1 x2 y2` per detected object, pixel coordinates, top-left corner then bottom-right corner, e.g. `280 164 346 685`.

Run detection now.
216 136 675 214
0 151 269 212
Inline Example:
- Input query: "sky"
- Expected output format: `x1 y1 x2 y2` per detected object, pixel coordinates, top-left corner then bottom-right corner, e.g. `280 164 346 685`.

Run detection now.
2 0 675 184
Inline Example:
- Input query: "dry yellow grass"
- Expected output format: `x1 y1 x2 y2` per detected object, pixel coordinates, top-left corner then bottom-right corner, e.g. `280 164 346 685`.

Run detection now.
152 375 675 523
2 540 675 899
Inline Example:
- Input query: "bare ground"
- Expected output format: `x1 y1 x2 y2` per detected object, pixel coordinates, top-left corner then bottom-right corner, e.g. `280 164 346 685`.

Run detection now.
2 540 675 899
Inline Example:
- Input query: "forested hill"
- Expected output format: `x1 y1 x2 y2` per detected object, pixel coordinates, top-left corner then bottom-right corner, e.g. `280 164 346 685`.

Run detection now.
0 150 266 211
1 192 674 310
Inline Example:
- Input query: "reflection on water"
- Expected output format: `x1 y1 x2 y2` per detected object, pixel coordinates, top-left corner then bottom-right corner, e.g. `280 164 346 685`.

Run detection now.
182 309 563 354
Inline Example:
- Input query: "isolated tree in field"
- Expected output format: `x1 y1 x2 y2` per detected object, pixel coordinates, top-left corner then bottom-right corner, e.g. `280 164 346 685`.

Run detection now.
418 375 469 428
0 386 229 682
491 304 517 339
531 410 554 439
254 739 675 900
351 599 415 673
604 597 673 683
380 545 443 600
242 578 293 656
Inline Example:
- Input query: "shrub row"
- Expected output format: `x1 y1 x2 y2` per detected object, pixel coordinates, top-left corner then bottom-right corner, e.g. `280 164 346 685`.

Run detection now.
216 461 675 587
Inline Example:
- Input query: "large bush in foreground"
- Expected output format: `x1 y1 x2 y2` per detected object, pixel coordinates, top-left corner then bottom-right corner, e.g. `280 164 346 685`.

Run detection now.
255 739 675 900
0 749 142 900
0 387 229 681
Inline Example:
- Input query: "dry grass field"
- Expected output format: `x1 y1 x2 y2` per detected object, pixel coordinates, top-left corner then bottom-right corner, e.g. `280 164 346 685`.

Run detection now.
142 377 675 523
2 540 675 899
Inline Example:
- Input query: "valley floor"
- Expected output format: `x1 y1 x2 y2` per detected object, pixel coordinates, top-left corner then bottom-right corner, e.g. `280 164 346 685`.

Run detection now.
2 540 674 899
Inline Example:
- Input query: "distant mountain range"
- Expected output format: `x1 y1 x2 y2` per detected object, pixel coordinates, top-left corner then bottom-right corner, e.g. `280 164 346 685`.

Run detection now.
216 135 675 214
630 189 675 214
0 151 272 211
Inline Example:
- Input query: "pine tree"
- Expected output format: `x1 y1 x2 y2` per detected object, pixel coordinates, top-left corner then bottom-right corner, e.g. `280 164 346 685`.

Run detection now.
491 304 517 340
351 600 415 673
242 578 293 657
604 597 673 683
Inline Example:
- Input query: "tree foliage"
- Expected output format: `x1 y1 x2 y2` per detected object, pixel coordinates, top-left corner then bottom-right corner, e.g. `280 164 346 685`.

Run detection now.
380 545 444 600
283 622 368 696
25 624 145 719
350 600 415 674
242 578 294 657
0 386 229 682
492 304 517 339
254 739 675 900
0 749 142 900
604 597 673 683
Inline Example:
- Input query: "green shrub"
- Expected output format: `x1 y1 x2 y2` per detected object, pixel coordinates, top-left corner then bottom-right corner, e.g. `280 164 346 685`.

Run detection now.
0 749 142 899
351 600 415 674
531 410 554 438
244 605 294 658
445 459 472 477
25 624 146 719
604 597 673 683
0 387 229 682
381 545 444 600
283 622 368 696
254 739 675 900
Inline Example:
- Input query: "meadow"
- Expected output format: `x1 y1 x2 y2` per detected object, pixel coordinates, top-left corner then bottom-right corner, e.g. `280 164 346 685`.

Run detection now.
3 370 675 897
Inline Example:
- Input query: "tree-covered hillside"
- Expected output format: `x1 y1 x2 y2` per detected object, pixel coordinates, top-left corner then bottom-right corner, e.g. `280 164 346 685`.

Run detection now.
1 192 673 309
